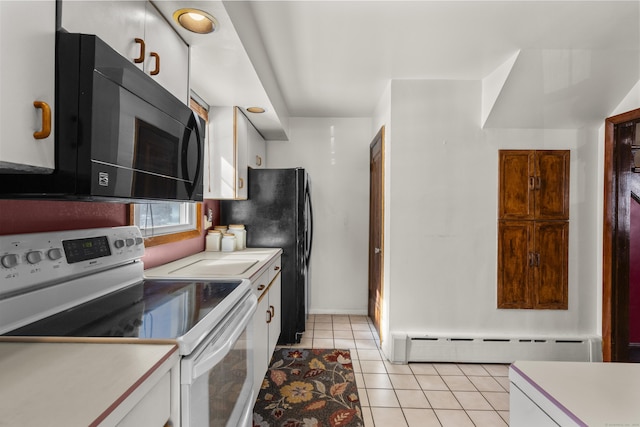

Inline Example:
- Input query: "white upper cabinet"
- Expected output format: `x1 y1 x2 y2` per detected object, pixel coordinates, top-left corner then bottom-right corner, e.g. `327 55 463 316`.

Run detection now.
0 1 56 173
60 1 189 103
205 107 249 200
247 120 266 169
142 3 189 103
60 1 146 67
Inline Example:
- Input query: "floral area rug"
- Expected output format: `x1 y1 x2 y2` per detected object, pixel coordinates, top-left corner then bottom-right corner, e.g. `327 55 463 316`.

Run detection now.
253 348 364 427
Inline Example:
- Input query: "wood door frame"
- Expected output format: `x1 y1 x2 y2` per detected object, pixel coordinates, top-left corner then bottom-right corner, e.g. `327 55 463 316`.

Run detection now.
603 108 640 361
368 126 385 340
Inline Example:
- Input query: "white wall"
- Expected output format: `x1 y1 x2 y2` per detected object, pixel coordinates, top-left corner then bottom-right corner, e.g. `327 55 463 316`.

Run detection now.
264 78 637 359
384 79 601 344
267 117 373 314
373 83 392 340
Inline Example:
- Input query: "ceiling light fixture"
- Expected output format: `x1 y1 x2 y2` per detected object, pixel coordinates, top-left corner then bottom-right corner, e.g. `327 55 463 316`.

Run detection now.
246 107 266 114
173 8 217 34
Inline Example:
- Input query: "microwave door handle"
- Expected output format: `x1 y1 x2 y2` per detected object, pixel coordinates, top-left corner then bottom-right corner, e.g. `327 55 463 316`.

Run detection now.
190 296 257 381
182 113 203 190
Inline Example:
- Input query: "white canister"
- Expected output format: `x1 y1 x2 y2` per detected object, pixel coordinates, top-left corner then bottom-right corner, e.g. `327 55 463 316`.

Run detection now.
221 233 236 252
228 224 246 250
214 225 228 234
205 230 222 251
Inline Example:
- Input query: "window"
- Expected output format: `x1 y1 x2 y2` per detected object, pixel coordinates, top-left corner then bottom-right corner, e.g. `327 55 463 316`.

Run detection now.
130 202 202 247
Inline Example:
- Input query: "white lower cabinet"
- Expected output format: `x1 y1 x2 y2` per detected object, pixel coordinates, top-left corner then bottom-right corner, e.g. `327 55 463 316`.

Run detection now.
108 350 181 427
252 257 282 397
117 371 172 427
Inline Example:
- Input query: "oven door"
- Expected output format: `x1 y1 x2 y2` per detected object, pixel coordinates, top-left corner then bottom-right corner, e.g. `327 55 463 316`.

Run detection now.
181 292 257 427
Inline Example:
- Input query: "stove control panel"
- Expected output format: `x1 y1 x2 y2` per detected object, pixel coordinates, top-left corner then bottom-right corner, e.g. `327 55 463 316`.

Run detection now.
0 226 144 299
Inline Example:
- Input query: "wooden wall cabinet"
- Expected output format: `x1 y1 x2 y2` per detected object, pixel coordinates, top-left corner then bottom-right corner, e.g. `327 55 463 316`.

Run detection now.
499 150 570 220
498 150 570 310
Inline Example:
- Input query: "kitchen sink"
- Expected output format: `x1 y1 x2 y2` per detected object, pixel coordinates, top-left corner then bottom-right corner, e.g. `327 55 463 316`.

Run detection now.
170 258 259 276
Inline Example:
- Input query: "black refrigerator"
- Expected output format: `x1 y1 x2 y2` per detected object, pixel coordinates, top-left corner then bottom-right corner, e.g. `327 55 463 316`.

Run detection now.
220 167 313 344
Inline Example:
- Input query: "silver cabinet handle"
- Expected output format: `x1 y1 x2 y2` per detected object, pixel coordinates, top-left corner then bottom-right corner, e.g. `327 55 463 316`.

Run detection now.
374 247 381 254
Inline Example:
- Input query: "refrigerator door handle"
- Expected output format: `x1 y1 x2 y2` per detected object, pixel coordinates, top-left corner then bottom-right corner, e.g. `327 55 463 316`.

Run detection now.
305 179 313 265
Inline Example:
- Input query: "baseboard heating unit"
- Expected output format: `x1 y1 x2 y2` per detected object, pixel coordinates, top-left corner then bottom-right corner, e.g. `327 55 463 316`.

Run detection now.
389 334 602 364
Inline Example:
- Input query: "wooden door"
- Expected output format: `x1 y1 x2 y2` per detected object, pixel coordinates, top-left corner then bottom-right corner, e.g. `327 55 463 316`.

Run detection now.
368 127 384 339
535 151 570 220
603 112 640 362
499 151 535 220
535 221 569 309
497 221 534 308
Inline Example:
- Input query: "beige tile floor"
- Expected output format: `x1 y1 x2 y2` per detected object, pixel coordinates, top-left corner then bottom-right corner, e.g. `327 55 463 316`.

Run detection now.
279 314 510 427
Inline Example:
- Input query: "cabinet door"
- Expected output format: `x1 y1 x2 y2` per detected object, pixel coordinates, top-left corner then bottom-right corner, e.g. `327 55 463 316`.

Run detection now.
60 0 146 70
143 2 189 103
206 107 235 199
206 107 249 200
235 109 249 200
534 221 568 309
60 1 188 103
535 151 570 220
268 273 282 357
498 221 534 308
248 122 266 169
0 1 56 172
499 151 535 220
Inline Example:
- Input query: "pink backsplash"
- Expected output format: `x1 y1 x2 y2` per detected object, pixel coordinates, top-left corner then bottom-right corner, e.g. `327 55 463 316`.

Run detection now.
0 199 220 269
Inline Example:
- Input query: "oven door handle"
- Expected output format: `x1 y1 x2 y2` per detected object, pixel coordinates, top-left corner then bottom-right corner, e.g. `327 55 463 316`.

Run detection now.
189 295 257 382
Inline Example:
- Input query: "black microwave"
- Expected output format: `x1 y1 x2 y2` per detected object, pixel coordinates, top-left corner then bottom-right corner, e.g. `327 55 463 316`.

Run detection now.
0 32 203 203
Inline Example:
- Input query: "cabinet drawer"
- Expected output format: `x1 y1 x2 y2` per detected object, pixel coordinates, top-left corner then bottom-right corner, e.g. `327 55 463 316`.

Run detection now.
117 371 171 427
268 257 282 284
253 270 269 299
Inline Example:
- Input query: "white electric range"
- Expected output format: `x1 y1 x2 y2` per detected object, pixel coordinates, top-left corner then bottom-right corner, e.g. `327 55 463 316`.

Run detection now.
0 226 256 427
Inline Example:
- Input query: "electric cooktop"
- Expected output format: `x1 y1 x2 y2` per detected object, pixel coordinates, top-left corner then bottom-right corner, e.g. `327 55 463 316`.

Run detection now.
5 279 242 339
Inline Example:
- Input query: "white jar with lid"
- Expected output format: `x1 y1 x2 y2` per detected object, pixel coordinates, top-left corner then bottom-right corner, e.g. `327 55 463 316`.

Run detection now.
205 230 221 251
221 233 236 252
214 225 228 234
228 224 246 250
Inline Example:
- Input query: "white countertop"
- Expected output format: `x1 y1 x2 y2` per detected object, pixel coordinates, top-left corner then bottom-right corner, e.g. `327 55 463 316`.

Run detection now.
0 341 177 426
144 248 282 281
510 360 640 426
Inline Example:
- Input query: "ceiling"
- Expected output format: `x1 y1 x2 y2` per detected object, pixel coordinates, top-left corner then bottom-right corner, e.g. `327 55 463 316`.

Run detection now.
154 1 640 140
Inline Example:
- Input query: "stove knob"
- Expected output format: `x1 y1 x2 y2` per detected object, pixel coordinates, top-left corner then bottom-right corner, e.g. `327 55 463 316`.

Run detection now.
135 237 143 245
47 248 63 260
1 254 19 269
114 239 125 249
26 251 43 264
125 238 135 247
